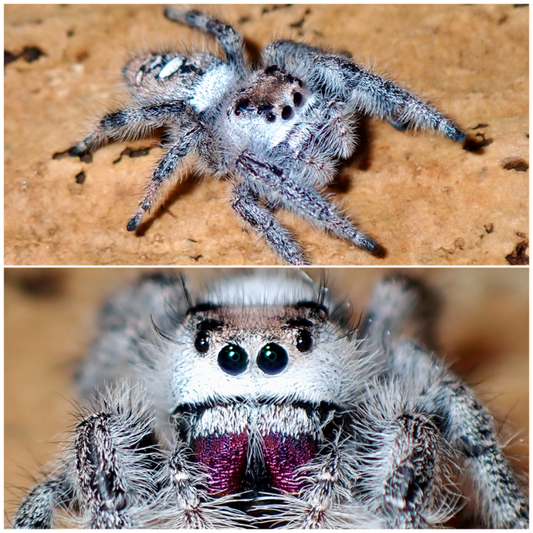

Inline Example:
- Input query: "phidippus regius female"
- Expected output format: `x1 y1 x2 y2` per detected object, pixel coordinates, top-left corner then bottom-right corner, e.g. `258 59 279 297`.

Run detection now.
62 8 466 265
13 270 527 528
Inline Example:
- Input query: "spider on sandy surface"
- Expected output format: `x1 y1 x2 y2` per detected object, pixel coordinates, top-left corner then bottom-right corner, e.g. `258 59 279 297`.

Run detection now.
13 271 528 528
61 8 465 265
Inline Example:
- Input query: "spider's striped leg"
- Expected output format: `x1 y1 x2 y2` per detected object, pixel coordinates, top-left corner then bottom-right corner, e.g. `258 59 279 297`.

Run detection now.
126 125 202 231
72 391 160 528
14 470 73 529
264 40 465 142
230 180 309 265
66 102 191 160
164 9 246 77
236 151 382 258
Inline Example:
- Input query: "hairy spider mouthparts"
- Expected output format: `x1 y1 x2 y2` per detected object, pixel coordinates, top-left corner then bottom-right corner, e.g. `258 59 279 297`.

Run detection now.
62 8 466 264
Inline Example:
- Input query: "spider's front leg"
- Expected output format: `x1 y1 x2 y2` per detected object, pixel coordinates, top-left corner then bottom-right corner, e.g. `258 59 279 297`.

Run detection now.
65 102 192 161
317 55 466 141
235 152 382 261
126 124 203 231
14 470 72 529
354 400 450 528
230 180 309 265
363 276 529 528
265 41 465 142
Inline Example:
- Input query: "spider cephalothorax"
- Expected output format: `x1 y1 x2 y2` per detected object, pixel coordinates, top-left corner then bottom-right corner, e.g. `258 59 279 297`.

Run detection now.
13 271 528 528
62 9 466 264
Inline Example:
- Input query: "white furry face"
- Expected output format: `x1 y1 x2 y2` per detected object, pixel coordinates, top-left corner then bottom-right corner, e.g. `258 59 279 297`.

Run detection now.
167 272 364 409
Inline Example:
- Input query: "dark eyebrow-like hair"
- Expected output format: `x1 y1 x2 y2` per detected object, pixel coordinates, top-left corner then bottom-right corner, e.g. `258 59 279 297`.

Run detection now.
286 317 315 329
294 301 329 316
186 302 220 315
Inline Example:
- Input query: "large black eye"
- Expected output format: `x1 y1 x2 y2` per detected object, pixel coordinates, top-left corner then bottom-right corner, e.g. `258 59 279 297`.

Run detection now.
218 344 248 375
293 92 303 107
296 330 313 352
257 343 289 375
195 332 210 353
281 106 293 120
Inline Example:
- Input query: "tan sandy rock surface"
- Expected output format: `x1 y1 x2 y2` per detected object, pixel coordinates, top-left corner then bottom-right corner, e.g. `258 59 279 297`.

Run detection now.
4 5 529 265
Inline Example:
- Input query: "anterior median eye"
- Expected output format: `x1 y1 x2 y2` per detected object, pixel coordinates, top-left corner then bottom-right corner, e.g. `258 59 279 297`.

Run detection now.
257 343 289 375
218 344 248 375
281 106 294 120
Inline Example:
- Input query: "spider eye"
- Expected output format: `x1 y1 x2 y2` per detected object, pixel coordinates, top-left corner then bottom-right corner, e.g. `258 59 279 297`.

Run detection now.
218 344 248 375
257 343 289 375
293 92 303 107
281 106 294 120
234 97 250 116
264 65 279 75
296 330 313 352
195 332 210 353
265 112 276 123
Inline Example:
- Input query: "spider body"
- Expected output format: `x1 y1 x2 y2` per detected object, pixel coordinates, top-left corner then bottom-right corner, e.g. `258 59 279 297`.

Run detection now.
66 9 466 264
14 271 528 528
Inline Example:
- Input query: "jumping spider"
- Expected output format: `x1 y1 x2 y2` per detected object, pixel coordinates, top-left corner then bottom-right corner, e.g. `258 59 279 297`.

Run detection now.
13 271 528 528
62 8 466 265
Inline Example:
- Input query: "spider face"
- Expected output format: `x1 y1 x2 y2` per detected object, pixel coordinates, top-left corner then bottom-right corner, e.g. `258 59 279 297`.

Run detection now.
65 8 466 264
170 296 352 408
12 271 528 528
227 67 309 149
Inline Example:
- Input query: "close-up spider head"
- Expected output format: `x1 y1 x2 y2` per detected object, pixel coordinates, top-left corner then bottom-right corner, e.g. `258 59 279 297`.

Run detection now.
6 269 528 528
167 271 358 409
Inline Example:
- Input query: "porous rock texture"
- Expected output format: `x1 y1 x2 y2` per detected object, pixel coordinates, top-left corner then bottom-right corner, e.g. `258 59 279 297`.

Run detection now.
5 5 528 265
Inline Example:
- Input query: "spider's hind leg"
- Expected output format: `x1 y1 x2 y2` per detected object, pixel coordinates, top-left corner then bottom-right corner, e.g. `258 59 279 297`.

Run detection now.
164 8 246 76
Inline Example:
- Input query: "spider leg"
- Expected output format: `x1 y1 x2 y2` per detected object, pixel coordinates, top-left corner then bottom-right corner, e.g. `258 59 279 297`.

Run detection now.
355 400 448 528
71 389 160 528
363 276 529 528
164 8 246 77
126 125 202 231
236 151 382 258
264 41 465 142
14 470 73 529
230 181 309 265
68 102 192 160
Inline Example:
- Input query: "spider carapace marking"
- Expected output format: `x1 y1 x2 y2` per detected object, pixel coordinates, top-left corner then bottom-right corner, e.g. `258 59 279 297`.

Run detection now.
13 271 528 528
63 9 466 265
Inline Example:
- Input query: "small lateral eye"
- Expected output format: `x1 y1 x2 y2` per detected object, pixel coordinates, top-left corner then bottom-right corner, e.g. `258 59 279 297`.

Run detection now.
281 106 293 120
195 332 210 353
264 65 279 75
296 330 313 352
234 97 250 116
293 92 303 107
266 112 276 123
